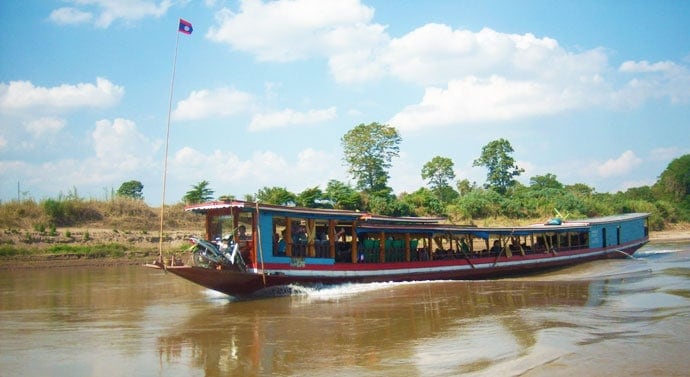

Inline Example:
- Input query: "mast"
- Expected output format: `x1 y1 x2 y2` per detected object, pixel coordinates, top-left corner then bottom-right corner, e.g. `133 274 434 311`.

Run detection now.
159 18 193 264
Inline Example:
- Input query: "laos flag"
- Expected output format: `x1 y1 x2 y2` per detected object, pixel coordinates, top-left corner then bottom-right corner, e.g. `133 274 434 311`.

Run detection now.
178 19 193 34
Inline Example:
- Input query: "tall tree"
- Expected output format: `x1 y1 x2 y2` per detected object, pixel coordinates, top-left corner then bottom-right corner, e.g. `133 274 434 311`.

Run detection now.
116 180 144 200
654 154 690 204
421 156 456 191
341 122 401 195
473 138 524 194
183 180 214 204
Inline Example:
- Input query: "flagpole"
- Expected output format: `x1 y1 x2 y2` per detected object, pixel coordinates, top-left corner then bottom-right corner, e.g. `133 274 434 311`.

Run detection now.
159 23 182 266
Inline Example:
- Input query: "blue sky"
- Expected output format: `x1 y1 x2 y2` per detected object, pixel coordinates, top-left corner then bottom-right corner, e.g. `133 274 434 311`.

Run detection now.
1 0 689 206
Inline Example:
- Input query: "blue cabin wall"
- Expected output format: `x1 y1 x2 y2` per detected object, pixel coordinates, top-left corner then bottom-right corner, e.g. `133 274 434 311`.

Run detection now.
588 217 647 248
256 211 334 265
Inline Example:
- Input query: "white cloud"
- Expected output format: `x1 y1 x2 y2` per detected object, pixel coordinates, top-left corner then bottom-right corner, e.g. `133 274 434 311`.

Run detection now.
168 146 343 197
207 1 690 127
24 117 66 137
596 150 642 178
207 0 378 62
249 107 337 131
49 7 93 25
389 76 583 130
92 118 160 171
649 147 682 161
49 0 173 28
0 135 6 149
0 118 160 200
0 77 124 114
616 60 690 106
619 60 678 73
172 87 255 121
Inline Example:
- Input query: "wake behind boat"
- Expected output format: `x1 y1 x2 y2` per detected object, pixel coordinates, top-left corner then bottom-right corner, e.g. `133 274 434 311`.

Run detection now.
146 200 649 297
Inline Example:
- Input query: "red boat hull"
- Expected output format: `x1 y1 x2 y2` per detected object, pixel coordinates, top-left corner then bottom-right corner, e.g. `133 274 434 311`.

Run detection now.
152 239 647 297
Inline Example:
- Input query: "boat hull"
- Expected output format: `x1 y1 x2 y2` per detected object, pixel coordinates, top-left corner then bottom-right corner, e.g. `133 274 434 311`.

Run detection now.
151 239 647 297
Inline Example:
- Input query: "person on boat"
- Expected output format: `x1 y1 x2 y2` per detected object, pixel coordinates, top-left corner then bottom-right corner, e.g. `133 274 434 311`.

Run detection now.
490 240 502 254
238 225 250 240
293 224 308 243
459 238 470 254
277 230 287 255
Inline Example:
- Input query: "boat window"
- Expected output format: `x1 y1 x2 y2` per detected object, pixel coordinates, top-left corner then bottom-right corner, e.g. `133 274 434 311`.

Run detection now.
270 216 353 259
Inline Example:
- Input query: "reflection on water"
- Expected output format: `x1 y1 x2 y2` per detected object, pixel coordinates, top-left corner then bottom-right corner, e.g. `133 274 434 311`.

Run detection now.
1 242 689 377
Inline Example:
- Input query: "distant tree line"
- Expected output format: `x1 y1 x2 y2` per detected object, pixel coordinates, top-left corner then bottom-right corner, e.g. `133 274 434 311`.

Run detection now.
179 122 689 231
7 123 686 231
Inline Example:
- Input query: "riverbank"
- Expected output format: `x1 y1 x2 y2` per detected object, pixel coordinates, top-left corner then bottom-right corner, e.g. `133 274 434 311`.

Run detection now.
1 228 688 270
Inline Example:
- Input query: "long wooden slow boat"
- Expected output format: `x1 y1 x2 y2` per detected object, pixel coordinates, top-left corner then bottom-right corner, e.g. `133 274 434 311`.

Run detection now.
147 200 649 297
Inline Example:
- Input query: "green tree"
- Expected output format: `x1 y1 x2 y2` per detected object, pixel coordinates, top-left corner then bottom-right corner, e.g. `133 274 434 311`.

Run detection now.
341 122 401 195
473 138 524 194
116 180 144 200
529 174 563 190
421 156 457 203
183 180 214 204
654 154 690 206
255 186 296 206
422 156 455 189
296 186 330 208
400 188 443 216
456 178 476 197
217 194 235 202
324 180 363 210
566 183 595 197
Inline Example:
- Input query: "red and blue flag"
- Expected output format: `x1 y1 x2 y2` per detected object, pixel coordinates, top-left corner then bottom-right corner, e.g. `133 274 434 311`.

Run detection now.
178 19 193 34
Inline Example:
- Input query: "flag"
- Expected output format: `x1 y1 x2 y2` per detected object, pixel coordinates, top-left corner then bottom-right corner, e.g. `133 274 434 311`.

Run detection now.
178 18 193 35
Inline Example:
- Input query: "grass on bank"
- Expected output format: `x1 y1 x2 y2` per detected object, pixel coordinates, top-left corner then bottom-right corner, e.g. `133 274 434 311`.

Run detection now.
0 243 134 258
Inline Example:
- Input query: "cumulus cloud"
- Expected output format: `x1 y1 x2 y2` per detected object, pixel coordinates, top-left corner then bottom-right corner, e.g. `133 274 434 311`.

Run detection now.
169 146 342 196
390 76 580 130
49 7 93 25
49 0 172 28
92 118 160 171
24 117 66 137
249 107 337 131
172 87 255 121
616 59 690 106
207 0 378 61
0 77 124 114
619 60 679 73
207 0 690 129
0 118 160 200
596 150 642 178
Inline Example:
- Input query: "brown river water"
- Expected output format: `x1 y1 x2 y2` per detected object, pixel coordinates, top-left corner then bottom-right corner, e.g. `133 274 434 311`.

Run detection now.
1 241 688 377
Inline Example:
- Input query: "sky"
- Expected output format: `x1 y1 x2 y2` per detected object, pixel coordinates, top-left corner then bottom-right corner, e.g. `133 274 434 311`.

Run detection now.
1 0 689 206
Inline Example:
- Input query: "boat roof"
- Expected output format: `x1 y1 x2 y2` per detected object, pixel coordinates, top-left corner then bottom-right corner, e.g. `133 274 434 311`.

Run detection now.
185 201 648 238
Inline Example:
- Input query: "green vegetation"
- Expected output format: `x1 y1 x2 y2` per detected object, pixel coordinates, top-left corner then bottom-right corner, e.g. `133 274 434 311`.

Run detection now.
183 180 214 204
1 127 688 264
0 243 126 258
116 180 144 200
341 122 401 196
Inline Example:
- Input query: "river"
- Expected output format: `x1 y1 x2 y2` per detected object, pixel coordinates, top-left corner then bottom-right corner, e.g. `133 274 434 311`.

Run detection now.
1 241 688 377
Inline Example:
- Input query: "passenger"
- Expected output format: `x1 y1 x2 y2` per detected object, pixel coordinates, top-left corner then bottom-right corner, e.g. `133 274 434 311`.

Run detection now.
294 224 308 243
490 240 502 254
238 225 250 240
277 230 287 255
459 238 470 253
